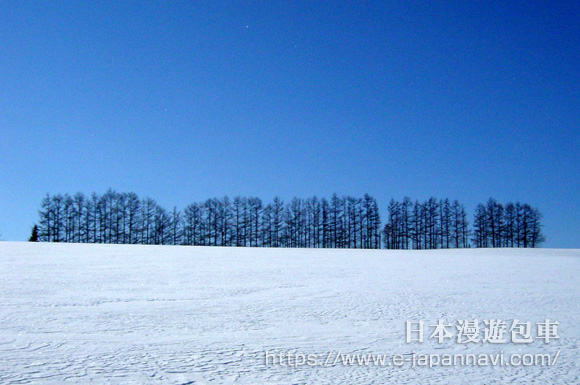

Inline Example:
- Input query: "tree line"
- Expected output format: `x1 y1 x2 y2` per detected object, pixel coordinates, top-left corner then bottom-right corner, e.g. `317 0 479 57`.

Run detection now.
33 190 381 248
381 197 544 249
31 191 544 248
472 198 545 248
382 197 470 249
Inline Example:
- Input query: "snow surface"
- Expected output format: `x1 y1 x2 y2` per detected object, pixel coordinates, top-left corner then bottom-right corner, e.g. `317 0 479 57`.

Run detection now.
0 242 578 384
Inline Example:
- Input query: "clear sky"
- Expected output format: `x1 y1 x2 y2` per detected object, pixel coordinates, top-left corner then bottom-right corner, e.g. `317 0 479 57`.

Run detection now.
1 1 579 247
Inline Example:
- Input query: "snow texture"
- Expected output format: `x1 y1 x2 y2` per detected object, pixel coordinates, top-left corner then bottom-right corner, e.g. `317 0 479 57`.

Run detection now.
0 242 578 384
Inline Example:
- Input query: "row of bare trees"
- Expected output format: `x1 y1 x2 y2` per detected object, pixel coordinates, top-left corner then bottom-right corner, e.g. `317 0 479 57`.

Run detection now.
33 191 544 248
382 197 470 249
472 198 545 248
34 190 382 248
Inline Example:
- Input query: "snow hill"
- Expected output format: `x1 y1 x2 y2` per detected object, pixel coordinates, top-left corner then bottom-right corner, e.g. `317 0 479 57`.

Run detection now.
0 242 578 384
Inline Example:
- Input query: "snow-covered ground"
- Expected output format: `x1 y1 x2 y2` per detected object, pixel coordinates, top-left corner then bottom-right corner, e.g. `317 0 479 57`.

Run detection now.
0 242 578 384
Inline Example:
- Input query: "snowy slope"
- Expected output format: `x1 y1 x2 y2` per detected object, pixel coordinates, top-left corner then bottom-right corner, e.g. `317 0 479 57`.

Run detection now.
0 242 578 384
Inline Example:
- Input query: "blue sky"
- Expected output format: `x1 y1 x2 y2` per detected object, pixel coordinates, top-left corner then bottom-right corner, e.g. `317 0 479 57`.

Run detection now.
1 1 579 247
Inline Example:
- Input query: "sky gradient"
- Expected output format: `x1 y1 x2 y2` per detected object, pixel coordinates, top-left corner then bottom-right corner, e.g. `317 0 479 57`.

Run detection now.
1 1 579 247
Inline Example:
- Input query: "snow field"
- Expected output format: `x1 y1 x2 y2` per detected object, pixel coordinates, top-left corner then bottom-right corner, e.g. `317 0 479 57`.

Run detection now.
0 242 578 384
